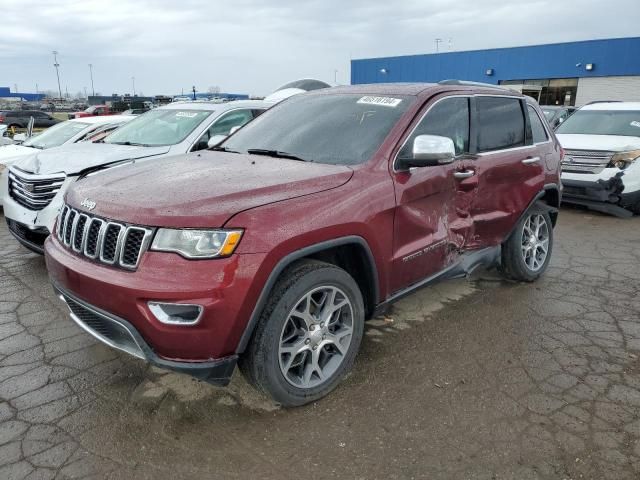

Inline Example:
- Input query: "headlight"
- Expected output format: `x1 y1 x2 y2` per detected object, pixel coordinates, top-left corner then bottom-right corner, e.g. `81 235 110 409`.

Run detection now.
610 149 640 170
151 228 243 259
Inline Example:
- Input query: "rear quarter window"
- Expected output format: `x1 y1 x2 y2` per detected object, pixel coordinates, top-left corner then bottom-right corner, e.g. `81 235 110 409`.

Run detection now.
477 97 526 152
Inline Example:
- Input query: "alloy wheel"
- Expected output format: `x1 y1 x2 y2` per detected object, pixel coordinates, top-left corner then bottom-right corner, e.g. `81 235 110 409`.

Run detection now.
521 213 550 272
278 286 354 389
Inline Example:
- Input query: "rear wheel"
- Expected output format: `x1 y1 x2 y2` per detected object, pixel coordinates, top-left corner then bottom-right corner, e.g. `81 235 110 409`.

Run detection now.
501 205 553 282
239 260 364 406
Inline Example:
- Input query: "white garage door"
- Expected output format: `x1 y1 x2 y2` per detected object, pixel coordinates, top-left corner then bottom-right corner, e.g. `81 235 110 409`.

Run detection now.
576 76 640 106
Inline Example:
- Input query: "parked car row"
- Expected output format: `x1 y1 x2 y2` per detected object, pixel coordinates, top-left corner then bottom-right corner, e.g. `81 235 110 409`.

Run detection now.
2 79 637 405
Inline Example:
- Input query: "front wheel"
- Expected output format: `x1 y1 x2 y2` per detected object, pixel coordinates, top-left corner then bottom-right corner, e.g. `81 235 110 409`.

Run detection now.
501 205 553 282
239 260 365 407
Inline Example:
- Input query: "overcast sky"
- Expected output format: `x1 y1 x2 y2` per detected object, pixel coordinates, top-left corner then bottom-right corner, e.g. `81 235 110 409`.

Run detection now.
1 0 639 97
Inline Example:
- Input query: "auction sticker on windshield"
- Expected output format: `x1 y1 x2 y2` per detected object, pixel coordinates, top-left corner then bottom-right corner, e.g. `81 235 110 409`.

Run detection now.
357 96 402 107
176 112 198 118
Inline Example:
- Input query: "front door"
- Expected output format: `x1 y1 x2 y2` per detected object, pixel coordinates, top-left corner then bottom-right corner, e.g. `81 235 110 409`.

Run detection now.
389 95 472 293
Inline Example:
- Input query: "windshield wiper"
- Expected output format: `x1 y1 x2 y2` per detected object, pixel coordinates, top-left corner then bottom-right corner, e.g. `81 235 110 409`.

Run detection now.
108 141 152 147
211 146 241 154
247 149 310 162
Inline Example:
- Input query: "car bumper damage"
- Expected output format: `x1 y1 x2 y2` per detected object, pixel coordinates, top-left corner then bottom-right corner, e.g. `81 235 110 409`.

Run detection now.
562 170 640 218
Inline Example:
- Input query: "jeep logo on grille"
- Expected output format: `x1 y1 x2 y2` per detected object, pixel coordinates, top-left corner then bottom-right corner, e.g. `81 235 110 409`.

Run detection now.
80 198 96 211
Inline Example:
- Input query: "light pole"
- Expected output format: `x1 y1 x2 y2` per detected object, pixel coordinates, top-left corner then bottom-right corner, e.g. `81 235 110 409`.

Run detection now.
192 85 196 101
52 51 62 99
84 87 88 99
88 64 95 96
334 69 338 85
435 38 442 53
132 76 136 96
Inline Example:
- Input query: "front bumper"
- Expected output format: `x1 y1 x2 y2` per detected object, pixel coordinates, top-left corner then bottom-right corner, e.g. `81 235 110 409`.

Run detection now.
54 282 238 385
561 166 640 217
5 218 49 253
45 233 267 363
2 173 73 247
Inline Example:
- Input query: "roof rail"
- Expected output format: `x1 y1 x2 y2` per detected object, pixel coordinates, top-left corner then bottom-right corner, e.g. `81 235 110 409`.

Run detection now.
438 80 508 90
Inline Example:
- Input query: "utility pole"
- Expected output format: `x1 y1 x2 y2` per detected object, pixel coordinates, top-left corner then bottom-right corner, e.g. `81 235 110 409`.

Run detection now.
52 51 62 99
435 38 442 53
84 87 88 99
132 76 136 96
192 85 196 101
88 64 95 96
334 69 338 84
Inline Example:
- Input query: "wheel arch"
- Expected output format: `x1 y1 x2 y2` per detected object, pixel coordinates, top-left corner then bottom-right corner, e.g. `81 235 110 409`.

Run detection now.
236 236 380 354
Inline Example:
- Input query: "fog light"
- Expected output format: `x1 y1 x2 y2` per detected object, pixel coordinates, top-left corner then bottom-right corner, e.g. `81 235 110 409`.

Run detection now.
148 302 203 325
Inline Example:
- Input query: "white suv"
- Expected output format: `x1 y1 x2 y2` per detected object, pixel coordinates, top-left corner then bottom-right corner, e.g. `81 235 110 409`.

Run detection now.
2 101 269 252
556 102 640 217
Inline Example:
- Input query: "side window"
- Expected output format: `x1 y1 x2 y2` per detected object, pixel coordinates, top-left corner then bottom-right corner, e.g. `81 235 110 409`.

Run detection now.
209 109 254 136
477 97 525 152
527 105 548 143
399 97 470 158
191 109 254 151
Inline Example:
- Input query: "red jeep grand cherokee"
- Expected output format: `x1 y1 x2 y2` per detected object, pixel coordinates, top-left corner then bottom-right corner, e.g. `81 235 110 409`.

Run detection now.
45 82 562 406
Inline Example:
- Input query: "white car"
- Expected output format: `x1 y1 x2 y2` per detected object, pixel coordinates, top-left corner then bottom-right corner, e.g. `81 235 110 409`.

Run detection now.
0 115 134 206
2 100 270 253
556 102 640 217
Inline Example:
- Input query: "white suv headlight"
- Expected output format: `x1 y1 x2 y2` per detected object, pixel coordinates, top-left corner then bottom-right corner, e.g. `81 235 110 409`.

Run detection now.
611 149 640 169
151 228 243 259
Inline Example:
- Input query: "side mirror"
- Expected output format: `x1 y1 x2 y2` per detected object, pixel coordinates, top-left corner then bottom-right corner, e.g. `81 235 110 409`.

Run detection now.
398 135 456 169
229 125 242 135
207 135 227 148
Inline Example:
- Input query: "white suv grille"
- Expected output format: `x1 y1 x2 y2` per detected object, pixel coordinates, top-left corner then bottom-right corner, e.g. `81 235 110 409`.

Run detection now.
8 169 66 211
561 149 615 174
56 205 153 270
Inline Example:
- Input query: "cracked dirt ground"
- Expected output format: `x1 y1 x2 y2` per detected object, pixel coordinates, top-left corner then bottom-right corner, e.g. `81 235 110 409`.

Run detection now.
1 208 639 480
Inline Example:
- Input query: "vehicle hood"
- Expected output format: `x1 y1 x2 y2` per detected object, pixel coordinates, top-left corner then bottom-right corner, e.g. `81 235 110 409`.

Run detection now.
0 145 37 163
66 151 354 228
10 142 171 176
556 134 640 152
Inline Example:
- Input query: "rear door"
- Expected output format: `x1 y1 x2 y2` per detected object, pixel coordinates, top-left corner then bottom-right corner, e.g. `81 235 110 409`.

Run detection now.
389 95 472 293
466 95 546 248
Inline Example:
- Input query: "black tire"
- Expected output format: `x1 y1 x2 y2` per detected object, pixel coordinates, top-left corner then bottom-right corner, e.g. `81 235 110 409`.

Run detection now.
501 204 554 282
239 259 365 407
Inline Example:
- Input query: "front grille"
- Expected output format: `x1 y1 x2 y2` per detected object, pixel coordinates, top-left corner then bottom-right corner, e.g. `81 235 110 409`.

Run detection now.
57 205 152 270
60 293 145 359
8 169 66 211
561 149 615 174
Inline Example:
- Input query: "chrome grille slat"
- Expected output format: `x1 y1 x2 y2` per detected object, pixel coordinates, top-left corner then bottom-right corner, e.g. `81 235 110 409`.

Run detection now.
57 205 152 270
561 149 614 174
8 169 66 211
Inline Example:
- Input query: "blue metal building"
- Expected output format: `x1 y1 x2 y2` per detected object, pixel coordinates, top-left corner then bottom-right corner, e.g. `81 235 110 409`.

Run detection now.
351 37 640 106
0 87 46 102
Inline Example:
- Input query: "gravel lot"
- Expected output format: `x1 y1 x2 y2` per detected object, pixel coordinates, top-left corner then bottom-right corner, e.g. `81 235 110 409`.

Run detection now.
1 207 639 479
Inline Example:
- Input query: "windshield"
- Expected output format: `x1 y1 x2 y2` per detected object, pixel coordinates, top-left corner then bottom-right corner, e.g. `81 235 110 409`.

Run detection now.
105 109 212 146
556 110 640 137
23 121 90 149
222 93 413 165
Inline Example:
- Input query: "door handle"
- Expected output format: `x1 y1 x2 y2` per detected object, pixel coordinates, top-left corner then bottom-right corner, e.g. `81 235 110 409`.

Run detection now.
454 170 475 179
522 156 541 165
